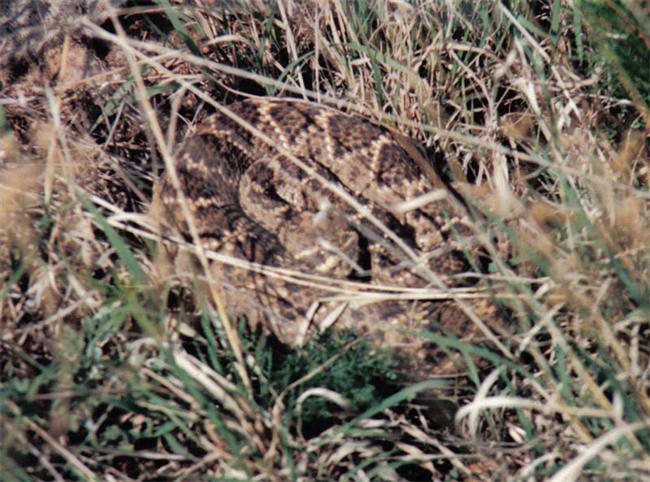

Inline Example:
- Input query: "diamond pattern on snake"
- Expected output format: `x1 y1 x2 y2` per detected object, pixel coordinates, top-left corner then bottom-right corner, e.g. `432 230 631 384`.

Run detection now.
160 98 503 376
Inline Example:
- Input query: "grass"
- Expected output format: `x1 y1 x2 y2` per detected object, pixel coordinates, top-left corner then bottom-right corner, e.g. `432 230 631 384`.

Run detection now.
1 0 649 480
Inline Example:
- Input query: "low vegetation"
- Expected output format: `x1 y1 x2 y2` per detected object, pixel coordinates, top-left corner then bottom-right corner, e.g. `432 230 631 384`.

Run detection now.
1 0 648 480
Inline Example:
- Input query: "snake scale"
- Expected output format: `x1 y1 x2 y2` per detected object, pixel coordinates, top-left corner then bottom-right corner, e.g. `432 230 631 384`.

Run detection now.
160 98 502 376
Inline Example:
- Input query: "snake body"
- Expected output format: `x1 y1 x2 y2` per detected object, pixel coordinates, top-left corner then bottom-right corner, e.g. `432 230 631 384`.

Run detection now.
161 98 499 375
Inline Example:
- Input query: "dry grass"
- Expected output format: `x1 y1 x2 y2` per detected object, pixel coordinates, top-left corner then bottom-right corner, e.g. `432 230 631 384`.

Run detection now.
1 0 649 480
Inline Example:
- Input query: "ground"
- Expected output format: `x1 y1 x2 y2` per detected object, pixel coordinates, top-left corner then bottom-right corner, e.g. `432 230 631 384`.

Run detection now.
1 1 649 480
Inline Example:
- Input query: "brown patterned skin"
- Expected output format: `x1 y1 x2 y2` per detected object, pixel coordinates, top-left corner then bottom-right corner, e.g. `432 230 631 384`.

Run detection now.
160 98 501 377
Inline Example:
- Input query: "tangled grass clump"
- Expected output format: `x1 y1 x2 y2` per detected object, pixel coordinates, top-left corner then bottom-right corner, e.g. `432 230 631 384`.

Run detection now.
1 1 648 480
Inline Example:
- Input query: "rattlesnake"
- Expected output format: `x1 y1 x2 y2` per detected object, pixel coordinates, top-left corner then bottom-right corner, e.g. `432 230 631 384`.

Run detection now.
160 98 502 376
